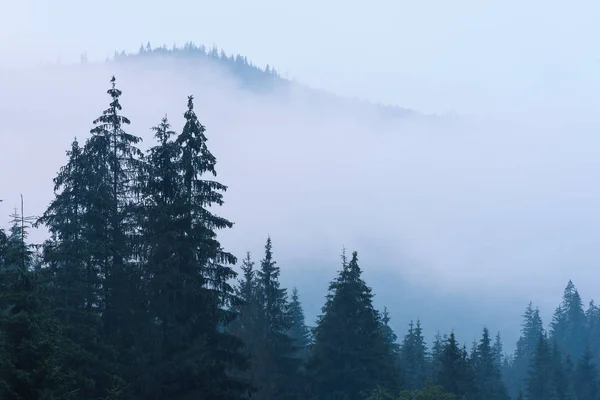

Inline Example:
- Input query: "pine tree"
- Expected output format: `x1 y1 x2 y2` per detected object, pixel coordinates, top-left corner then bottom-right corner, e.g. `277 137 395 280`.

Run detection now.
37 137 116 398
550 280 587 360
492 332 503 370
399 320 428 390
82 76 147 384
506 302 544 397
526 333 560 400
381 308 401 365
287 287 311 358
436 332 472 399
228 251 263 393
307 250 400 399
0 212 71 398
137 97 251 399
574 346 600 400
428 332 447 382
586 301 600 363
253 236 298 399
133 114 183 397
472 328 509 400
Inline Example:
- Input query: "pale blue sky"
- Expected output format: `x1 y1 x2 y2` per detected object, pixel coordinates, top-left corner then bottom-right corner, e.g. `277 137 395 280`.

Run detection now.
3 0 600 115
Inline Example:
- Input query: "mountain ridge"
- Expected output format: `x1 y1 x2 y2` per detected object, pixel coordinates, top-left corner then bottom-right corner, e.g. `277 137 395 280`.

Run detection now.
109 41 423 120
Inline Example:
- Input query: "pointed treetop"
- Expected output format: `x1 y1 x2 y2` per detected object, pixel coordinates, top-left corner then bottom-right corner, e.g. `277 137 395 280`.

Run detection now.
382 307 391 326
341 246 348 268
151 114 175 144
291 286 300 300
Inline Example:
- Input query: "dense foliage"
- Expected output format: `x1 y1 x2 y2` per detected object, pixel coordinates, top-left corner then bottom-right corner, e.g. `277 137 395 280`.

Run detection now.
1 76 599 400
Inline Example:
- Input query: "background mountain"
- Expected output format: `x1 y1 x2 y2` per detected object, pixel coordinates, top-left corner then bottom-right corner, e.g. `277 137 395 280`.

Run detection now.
111 42 419 120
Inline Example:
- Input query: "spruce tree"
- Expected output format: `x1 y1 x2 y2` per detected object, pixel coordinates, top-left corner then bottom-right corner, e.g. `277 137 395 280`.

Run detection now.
506 302 544 397
436 332 472 399
492 332 503 370
82 76 147 386
586 301 600 363
472 327 508 400
526 333 560 400
137 97 250 399
550 280 587 360
307 250 400 400
134 114 184 397
37 137 115 398
253 236 298 399
574 346 600 400
0 213 71 398
428 332 447 382
287 287 312 358
399 320 428 390
228 251 263 393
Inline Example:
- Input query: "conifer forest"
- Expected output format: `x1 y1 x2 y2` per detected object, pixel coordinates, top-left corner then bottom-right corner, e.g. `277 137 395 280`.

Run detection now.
1 48 600 400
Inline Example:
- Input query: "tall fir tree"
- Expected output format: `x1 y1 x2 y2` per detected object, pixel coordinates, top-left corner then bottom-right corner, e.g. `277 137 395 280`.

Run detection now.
253 236 298 399
0 212 73 398
472 327 509 400
137 97 250 399
82 76 146 385
492 332 504 370
37 137 117 398
550 280 587 361
133 114 183 397
228 251 263 393
287 287 312 358
586 301 600 363
307 250 400 400
526 333 560 400
381 307 400 361
399 320 428 390
574 346 600 400
436 332 472 399
429 332 447 382
506 302 545 397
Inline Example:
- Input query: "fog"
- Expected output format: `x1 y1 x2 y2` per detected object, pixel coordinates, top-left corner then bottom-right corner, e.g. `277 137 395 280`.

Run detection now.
1 56 599 349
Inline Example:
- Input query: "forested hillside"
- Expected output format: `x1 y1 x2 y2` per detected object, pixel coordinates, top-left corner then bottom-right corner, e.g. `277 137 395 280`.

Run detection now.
110 42 416 119
0 76 599 399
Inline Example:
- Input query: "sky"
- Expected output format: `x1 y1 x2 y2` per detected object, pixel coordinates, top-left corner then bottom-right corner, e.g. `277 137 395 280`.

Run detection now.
2 0 600 116
2 1 600 345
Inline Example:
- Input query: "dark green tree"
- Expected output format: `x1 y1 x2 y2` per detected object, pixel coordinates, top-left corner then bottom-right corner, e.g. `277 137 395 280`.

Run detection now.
37 137 116 398
399 320 428 390
132 114 183 397
307 250 401 399
492 332 503 370
228 251 262 393
253 236 298 399
574 346 600 400
550 281 587 361
82 76 147 386
287 286 312 358
137 97 250 399
526 333 560 400
471 327 508 400
506 302 544 397
428 332 447 382
586 301 600 363
0 213 72 399
436 332 472 399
